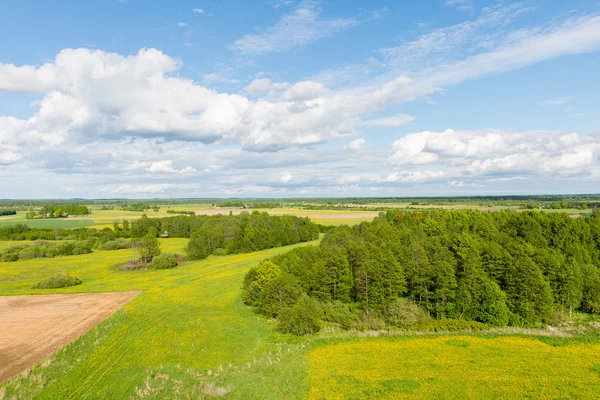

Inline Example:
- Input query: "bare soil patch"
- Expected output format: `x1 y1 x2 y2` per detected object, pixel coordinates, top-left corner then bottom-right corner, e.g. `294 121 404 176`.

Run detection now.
0 291 141 383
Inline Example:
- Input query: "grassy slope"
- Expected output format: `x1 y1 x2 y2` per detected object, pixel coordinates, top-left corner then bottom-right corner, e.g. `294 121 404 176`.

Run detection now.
2 238 600 399
0 239 320 399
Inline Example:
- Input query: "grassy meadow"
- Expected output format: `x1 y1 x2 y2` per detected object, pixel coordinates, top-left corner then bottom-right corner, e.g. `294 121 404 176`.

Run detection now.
308 336 600 399
1 237 600 399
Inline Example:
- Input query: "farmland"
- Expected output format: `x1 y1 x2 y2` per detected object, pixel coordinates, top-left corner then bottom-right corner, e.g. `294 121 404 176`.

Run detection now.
0 233 599 398
308 336 600 399
1 203 600 398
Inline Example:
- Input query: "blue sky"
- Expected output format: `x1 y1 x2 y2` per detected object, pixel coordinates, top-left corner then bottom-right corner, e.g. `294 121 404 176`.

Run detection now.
0 0 599 198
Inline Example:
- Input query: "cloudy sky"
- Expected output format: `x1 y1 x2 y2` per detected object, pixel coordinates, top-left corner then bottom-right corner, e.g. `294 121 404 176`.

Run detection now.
0 0 599 199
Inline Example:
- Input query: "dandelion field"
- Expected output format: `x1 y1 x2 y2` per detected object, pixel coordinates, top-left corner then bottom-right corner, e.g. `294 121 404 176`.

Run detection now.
308 336 600 399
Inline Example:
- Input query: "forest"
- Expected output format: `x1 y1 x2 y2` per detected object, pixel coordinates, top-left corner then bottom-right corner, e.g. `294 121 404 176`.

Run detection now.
0 211 320 262
243 210 600 334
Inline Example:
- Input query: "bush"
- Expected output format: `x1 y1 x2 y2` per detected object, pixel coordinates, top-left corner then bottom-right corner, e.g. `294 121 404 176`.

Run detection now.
152 253 178 270
32 273 82 289
98 238 129 250
277 294 323 335
385 298 429 327
213 248 227 256
322 301 362 329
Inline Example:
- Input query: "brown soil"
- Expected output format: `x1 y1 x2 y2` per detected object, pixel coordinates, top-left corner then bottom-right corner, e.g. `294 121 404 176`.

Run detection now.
0 291 141 383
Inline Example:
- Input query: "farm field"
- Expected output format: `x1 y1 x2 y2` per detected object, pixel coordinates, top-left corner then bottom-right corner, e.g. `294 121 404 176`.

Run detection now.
0 213 95 229
0 291 140 383
308 336 600 399
1 236 600 398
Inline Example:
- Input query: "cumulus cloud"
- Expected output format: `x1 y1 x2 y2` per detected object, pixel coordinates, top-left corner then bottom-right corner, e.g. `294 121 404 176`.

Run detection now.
283 81 326 101
388 129 600 178
244 78 289 94
0 150 21 165
344 138 366 150
193 8 204 14
0 48 434 153
146 160 197 174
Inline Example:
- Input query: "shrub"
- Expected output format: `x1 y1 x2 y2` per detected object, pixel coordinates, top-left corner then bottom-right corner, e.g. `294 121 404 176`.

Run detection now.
98 238 129 250
32 273 82 289
322 301 362 329
213 248 227 256
152 253 178 270
277 294 323 335
385 298 429 327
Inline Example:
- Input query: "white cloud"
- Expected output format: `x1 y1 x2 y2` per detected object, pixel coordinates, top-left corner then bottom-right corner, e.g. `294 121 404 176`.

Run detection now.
193 8 204 14
283 81 326 101
344 138 366 150
388 129 600 178
146 160 197 174
244 78 289 94
362 114 414 127
177 22 189 28
102 184 175 194
232 1 358 55
384 170 446 183
0 150 21 165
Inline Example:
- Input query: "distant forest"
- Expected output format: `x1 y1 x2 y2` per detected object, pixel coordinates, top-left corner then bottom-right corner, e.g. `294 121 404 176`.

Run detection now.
1 194 600 211
244 210 600 334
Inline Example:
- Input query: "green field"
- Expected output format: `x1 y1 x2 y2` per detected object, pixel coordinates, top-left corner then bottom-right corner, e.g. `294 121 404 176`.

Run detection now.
0 212 95 229
308 336 600 399
2 237 600 399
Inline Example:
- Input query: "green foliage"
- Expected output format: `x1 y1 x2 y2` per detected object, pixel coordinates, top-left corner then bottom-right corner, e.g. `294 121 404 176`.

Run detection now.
257 273 303 317
138 234 161 264
32 273 82 289
385 298 429 327
277 294 323 335
242 261 281 306
0 210 16 216
185 212 319 260
151 253 178 270
245 209 600 332
97 238 129 250
0 240 92 262
322 301 362 329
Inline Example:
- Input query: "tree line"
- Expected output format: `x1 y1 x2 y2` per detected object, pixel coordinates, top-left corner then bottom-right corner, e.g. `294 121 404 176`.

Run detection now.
243 210 600 334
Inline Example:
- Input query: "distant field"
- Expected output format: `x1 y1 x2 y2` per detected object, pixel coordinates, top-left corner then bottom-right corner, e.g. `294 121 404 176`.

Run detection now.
1 204 591 231
0 212 95 228
308 336 600 399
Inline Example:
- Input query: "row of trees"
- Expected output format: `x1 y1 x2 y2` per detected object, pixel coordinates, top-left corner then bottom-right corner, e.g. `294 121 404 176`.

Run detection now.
243 210 600 333
0 210 16 216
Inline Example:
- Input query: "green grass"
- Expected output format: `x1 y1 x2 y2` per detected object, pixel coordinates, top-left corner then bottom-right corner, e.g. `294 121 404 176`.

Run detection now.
2 238 600 399
0 212 95 228
0 239 321 399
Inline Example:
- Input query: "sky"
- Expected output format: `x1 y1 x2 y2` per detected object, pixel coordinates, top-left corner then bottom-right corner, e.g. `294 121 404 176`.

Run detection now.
0 0 599 199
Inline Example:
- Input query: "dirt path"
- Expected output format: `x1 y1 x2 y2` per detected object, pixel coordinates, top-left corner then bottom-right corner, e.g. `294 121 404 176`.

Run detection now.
0 291 141 383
